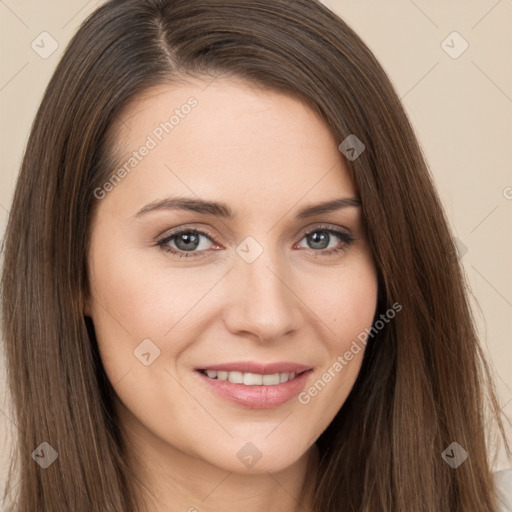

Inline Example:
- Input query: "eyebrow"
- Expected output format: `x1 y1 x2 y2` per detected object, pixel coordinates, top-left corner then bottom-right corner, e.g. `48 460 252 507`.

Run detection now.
134 196 361 220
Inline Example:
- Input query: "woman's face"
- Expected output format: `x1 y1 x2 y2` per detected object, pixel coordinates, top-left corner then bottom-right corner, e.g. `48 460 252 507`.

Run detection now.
86 77 378 475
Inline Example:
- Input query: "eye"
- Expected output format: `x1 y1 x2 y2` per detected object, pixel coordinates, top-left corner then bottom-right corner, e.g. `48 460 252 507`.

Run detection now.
295 225 355 256
156 228 218 258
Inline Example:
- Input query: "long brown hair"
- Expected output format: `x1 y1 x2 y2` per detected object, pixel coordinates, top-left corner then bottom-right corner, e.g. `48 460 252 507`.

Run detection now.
1 0 509 510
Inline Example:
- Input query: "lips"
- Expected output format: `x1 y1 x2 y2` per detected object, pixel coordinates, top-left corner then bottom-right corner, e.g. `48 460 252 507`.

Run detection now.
194 361 313 408
197 361 312 374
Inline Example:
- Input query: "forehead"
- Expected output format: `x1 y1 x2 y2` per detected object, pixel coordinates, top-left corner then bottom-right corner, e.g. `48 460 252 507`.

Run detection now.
102 77 356 214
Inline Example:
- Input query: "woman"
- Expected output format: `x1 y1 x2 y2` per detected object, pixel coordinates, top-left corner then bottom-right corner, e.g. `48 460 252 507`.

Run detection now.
1 0 510 510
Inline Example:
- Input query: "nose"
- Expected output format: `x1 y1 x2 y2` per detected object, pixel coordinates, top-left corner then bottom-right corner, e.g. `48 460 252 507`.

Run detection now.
223 246 303 343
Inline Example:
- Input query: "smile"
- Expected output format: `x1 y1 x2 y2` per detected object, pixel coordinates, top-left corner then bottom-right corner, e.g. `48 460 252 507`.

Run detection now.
195 364 313 409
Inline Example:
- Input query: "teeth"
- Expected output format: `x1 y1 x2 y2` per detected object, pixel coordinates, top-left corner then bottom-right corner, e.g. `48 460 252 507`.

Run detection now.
243 373 263 385
228 371 243 384
203 370 299 385
262 373 280 385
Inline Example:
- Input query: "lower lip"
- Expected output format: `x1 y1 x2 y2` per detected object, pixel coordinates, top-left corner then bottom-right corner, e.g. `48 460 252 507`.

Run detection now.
196 370 312 409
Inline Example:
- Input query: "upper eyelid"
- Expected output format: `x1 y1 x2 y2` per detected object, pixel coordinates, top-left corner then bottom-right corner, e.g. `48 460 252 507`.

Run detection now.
159 225 217 243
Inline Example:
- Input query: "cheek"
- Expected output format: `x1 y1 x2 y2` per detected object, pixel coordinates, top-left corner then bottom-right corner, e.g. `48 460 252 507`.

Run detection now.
87 236 231 385
308 252 379 348
293 252 378 424
334 267 378 342
327 255 379 380
88 238 217 336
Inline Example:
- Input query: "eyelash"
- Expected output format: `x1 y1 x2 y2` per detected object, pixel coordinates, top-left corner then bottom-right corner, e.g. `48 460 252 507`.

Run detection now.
156 224 356 260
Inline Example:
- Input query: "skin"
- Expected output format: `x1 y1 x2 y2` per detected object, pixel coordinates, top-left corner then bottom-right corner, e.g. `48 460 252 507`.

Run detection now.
86 77 378 512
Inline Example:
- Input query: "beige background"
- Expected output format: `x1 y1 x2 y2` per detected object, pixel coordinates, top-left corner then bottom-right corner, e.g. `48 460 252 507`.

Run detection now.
1 0 511 496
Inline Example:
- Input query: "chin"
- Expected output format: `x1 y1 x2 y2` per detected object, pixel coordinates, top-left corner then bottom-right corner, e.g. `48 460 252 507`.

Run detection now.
198 436 312 475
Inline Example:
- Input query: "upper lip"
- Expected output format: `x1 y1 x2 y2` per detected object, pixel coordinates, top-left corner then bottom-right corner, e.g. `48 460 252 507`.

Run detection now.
197 361 312 375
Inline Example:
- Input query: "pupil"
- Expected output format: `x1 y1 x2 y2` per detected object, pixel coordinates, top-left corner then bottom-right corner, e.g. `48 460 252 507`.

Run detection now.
309 231 329 249
176 232 199 251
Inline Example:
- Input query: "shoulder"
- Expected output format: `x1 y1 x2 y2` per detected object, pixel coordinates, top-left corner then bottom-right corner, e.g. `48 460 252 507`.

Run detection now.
494 469 512 512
